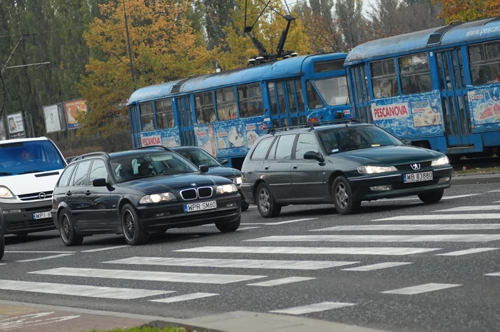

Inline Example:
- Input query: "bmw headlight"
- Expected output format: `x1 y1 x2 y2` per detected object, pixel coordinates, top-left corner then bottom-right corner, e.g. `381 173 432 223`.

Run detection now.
0 186 15 199
431 156 450 166
357 166 397 174
139 192 177 204
235 177 242 185
216 184 238 194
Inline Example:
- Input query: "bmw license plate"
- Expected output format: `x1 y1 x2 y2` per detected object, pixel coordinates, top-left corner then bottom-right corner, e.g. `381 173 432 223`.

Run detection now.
33 211 52 220
184 200 217 212
404 171 433 183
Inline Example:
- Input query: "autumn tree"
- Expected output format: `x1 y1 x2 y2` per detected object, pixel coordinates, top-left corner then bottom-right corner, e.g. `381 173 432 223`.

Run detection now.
335 0 369 51
78 0 214 137
434 0 500 24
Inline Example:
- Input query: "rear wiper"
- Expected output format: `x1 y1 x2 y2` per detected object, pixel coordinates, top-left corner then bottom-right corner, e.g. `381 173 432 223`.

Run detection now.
19 170 43 174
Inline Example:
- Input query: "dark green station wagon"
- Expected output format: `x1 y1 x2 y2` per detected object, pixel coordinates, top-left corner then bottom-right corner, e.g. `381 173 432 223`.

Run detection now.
240 121 453 217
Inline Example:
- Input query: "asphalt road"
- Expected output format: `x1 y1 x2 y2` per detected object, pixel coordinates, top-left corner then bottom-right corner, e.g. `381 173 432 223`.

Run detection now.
1 182 500 332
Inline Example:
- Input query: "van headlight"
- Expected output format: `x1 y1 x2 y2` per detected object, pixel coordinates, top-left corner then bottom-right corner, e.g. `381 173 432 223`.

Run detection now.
357 166 397 174
431 156 450 166
0 186 15 199
139 192 177 204
216 184 237 194
235 177 242 185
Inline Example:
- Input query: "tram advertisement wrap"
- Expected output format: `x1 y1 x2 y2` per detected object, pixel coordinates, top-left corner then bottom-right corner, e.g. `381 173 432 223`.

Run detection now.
468 86 500 129
369 92 444 137
140 129 181 148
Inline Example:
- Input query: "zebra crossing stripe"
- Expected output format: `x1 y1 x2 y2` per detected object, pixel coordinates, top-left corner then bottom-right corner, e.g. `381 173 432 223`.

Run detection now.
247 234 500 242
484 272 500 277
269 301 356 315
29 267 266 284
150 293 218 303
435 205 500 212
176 246 440 256
342 262 412 271
382 283 461 295
436 248 498 256
374 214 500 221
103 257 359 270
247 277 315 287
0 279 172 299
17 254 73 263
312 224 500 231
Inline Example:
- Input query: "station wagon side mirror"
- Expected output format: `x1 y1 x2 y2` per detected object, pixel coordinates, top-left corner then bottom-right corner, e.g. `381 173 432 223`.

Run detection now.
92 178 108 187
199 165 209 173
304 151 324 163
220 158 228 165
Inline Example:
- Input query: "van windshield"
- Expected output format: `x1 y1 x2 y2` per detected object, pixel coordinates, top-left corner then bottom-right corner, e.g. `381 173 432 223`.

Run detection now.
0 140 66 176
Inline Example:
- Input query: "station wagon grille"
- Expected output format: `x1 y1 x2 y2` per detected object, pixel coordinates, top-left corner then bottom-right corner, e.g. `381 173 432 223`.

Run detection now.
180 187 213 201
395 161 432 171
18 191 53 201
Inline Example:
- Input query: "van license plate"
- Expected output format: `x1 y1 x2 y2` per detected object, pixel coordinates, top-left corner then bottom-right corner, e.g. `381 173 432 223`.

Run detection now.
33 211 52 220
184 201 217 212
404 171 433 183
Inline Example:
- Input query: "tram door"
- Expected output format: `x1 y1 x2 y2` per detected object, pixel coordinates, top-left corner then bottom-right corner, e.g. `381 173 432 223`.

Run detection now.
176 96 195 146
267 79 303 129
435 49 473 148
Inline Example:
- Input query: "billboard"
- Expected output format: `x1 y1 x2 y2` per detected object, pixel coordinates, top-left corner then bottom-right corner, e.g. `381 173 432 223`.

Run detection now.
64 99 87 130
7 113 25 138
43 104 64 133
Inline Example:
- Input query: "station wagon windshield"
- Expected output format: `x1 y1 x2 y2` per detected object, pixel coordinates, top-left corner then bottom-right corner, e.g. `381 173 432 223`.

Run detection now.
111 151 199 182
318 125 403 154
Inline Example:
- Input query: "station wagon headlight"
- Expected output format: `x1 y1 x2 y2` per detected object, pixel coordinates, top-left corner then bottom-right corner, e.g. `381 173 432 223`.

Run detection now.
216 184 237 194
139 192 177 204
431 156 450 166
0 186 15 199
357 166 397 174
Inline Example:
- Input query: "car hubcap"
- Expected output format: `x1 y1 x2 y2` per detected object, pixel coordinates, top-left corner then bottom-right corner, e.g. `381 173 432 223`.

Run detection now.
335 183 349 209
123 211 135 240
62 215 71 241
259 188 270 213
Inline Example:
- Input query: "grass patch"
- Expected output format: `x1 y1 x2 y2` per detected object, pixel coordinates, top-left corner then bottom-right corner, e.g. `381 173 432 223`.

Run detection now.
90 327 187 332
453 166 500 176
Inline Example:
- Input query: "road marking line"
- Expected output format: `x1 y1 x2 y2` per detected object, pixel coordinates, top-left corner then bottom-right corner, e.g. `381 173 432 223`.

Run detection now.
150 292 218 303
484 271 500 277
248 277 314 287
269 301 356 315
30 267 266 284
488 190 500 193
5 251 76 254
435 205 500 212
17 254 73 263
237 227 260 231
247 234 500 243
176 246 440 256
0 263 5 266
342 262 412 271
436 248 498 256
312 224 500 231
0 279 172 299
380 194 480 201
81 245 129 253
103 257 358 270
270 218 317 225
374 214 500 221
382 283 461 295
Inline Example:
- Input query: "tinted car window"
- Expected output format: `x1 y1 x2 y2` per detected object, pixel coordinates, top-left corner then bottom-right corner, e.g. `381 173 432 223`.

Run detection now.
72 160 92 186
58 163 76 187
89 160 108 183
275 135 296 160
177 149 219 167
251 137 274 160
295 134 319 159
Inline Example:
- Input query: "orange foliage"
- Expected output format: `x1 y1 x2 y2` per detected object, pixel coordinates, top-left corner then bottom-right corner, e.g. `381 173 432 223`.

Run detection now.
435 0 500 24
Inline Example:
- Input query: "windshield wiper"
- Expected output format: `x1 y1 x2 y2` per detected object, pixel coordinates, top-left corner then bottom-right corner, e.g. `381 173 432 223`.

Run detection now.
19 170 43 175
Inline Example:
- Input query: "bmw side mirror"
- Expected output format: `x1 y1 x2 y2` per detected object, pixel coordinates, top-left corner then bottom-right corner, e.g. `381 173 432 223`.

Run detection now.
220 159 228 165
199 165 209 173
402 139 412 146
304 151 324 162
92 178 108 187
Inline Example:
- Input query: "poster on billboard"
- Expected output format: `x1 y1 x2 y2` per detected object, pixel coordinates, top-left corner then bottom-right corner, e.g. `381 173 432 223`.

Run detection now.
7 113 25 138
64 99 87 130
44 104 63 133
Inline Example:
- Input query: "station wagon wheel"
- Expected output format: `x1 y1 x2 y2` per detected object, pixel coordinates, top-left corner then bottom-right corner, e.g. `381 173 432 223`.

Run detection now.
332 176 361 215
216 215 241 233
241 201 249 212
0 230 4 260
59 209 83 246
256 183 281 218
418 189 444 204
121 203 149 245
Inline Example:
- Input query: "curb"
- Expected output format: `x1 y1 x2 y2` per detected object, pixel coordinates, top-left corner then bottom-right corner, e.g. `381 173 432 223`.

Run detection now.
451 172 500 185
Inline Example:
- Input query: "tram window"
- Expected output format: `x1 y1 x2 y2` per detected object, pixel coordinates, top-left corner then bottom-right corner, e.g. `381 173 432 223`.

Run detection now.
294 80 305 112
139 102 155 132
155 98 174 129
238 83 264 118
469 41 500 85
314 60 344 73
371 59 399 98
277 81 286 114
398 53 432 95
195 92 215 123
306 81 324 109
286 80 297 113
216 87 237 121
267 82 278 115
314 76 349 106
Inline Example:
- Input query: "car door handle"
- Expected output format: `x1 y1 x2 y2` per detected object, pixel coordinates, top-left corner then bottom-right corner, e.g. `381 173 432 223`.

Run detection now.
84 190 91 196
293 165 298 169
66 191 72 196
264 166 269 170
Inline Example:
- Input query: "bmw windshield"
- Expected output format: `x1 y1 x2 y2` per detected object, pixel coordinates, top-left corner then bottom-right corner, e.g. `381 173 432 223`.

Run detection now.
318 125 403 154
176 148 220 167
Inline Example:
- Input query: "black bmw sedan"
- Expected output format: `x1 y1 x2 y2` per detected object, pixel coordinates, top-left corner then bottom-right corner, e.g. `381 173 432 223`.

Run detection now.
51 146 241 246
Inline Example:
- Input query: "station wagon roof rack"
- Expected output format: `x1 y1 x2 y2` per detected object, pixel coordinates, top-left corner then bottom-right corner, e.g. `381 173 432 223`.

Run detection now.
267 117 365 134
134 145 172 151
72 151 109 162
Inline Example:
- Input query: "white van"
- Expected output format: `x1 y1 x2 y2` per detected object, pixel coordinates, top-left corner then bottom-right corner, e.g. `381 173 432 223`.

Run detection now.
0 137 66 235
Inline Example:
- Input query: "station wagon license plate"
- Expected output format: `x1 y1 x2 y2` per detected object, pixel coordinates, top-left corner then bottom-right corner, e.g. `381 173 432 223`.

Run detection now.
33 211 52 220
404 171 433 183
184 200 217 212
